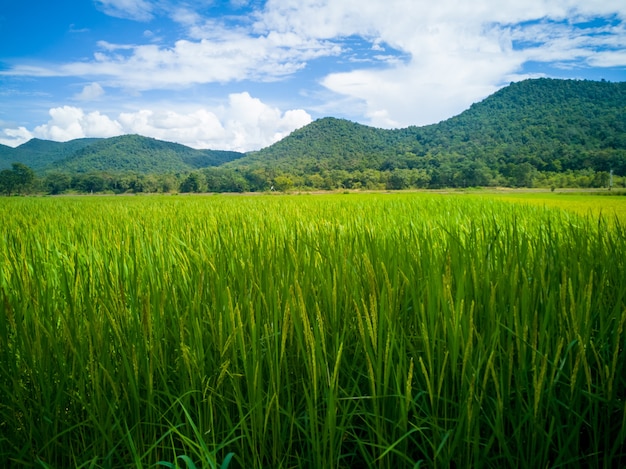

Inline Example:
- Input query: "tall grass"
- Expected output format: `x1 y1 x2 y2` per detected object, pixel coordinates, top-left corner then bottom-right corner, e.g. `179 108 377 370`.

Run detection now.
1 193 625 468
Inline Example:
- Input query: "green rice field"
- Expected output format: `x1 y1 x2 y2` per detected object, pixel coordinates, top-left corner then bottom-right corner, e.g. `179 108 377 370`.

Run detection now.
1 192 625 468
478 189 626 221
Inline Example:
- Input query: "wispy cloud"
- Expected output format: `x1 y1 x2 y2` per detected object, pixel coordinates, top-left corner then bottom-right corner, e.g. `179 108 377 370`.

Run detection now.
68 24 90 34
94 0 155 22
7 1 625 94
2 33 341 89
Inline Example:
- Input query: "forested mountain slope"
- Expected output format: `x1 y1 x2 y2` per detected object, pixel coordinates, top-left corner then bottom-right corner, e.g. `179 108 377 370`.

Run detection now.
406 78 626 171
235 78 626 180
0 135 245 173
231 117 403 172
49 135 245 173
0 138 100 171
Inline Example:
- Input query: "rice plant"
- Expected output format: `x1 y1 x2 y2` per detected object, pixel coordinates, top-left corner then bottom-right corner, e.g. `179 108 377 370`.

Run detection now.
0 193 624 468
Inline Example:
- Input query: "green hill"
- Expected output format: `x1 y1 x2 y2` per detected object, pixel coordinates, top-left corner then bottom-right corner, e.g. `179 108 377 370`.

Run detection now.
0 144 14 168
233 117 402 172
409 78 626 170
233 78 626 180
1 135 245 174
50 135 244 173
2 138 101 171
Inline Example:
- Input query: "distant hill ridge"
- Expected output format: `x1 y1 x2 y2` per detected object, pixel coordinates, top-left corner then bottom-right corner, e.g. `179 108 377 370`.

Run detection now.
237 78 626 176
1 78 625 177
0 134 246 173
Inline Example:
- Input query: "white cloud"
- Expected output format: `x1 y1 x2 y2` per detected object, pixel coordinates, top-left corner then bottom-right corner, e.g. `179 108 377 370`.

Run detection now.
25 32 338 90
0 94 312 151
0 127 34 147
33 106 123 141
588 50 626 67
94 0 155 21
2 0 625 135
259 0 626 126
223 92 312 150
115 92 312 151
74 83 105 101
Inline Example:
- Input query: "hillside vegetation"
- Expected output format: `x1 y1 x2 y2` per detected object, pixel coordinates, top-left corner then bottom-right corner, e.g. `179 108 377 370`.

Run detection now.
1 78 625 193
0 135 245 174
0 138 100 171
49 135 245 173
237 78 626 187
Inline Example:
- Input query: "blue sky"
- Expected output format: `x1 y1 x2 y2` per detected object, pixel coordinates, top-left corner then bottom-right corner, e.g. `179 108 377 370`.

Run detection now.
1 0 625 151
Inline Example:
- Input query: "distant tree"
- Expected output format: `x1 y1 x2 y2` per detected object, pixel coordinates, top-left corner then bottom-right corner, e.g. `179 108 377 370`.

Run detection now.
0 163 35 196
158 174 180 193
74 173 107 193
243 169 271 192
326 169 351 189
129 174 159 193
304 173 325 189
273 175 294 192
223 171 250 192
510 162 537 187
180 172 206 193
13 163 35 191
358 169 384 189
0 169 16 196
387 169 410 190
44 172 72 195
409 168 432 188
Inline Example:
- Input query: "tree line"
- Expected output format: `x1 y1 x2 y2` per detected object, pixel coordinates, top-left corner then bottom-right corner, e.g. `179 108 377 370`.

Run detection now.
1 163 622 196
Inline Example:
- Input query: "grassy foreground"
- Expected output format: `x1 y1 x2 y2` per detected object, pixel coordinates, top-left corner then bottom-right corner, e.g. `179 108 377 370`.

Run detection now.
1 193 625 468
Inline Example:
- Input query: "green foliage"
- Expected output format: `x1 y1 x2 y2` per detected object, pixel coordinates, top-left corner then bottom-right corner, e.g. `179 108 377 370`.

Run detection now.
412 78 626 176
180 172 207 193
272 174 294 191
0 143 14 168
0 162 35 195
0 170 15 195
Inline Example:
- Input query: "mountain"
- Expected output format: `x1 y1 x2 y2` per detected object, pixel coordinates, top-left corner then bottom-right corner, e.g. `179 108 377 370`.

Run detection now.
3 78 625 189
0 138 102 171
232 78 626 177
0 144 14 167
50 135 245 173
1 135 245 173
230 117 402 172
410 78 626 170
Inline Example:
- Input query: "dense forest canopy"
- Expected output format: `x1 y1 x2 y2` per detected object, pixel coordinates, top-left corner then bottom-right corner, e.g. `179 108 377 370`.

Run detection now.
1 78 625 194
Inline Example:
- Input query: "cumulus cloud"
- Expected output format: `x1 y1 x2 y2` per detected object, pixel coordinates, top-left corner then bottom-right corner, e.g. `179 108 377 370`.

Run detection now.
0 127 35 147
321 20 523 127
1 93 312 151
74 83 105 101
224 92 312 150
33 106 124 141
